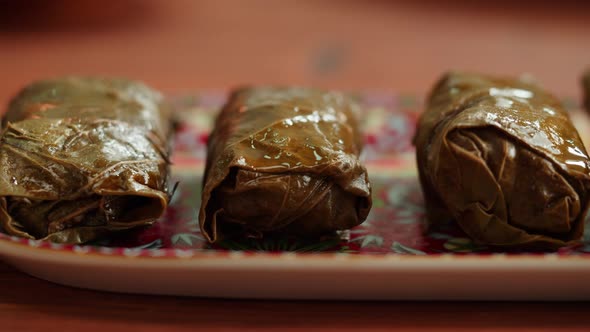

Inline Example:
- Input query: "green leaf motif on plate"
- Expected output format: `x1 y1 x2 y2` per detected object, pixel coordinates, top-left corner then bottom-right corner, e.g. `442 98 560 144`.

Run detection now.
391 241 426 255
172 233 204 246
443 237 486 252
352 235 384 248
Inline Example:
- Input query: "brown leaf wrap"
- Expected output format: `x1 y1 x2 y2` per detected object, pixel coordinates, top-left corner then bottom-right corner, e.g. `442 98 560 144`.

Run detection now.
199 87 372 243
584 70 590 114
0 77 172 244
414 72 590 249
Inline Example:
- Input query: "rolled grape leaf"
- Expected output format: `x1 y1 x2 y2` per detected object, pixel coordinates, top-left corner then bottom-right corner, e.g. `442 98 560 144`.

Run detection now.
584 70 590 114
199 87 372 243
0 77 172 244
414 72 590 249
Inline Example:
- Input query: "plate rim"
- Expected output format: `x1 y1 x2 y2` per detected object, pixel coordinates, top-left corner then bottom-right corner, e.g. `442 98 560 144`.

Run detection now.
1 233 590 271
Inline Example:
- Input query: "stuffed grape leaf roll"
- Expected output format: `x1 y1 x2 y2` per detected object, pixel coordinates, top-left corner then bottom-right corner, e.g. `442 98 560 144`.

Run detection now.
584 70 590 114
0 77 172 244
199 87 372 243
414 72 590 249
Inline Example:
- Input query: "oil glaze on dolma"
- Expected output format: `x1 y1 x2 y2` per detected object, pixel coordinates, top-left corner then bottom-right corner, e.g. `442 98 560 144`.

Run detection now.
199 87 372 242
415 72 590 249
0 77 172 244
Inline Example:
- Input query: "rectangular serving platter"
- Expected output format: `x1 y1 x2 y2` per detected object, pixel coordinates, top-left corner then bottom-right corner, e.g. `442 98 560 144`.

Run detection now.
0 92 589 300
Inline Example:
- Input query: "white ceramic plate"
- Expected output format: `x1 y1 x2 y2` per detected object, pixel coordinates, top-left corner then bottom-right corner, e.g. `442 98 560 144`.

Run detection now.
1 93 590 300
1 235 590 300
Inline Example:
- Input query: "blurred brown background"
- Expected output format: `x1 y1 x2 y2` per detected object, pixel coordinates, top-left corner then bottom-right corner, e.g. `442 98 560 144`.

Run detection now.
0 0 589 106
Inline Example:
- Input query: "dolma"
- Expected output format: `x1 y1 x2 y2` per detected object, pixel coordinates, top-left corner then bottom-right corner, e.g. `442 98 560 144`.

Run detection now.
414 72 590 249
584 70 590 114
0 77 172 244
199 87 372 242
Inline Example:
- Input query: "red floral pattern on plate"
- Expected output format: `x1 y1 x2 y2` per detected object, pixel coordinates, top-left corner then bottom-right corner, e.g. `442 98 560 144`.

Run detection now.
2 92 589 257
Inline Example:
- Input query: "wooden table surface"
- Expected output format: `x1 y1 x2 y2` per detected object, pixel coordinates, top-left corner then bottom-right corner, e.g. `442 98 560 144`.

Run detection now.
1 1 590 331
